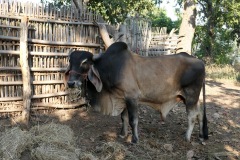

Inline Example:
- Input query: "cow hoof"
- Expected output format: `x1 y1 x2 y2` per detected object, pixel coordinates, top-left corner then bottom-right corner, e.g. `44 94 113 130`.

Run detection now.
198 136 204 142
119 135 126 139
131 137 138 144
185 138 191 142
184 134 191 142
131 139 138 144
199 134 208 140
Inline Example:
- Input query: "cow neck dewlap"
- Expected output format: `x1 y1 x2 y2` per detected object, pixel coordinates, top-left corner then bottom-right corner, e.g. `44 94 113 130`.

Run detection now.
99 91 125 116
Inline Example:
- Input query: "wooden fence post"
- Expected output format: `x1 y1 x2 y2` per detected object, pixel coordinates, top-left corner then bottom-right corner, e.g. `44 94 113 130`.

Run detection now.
20 16 31 127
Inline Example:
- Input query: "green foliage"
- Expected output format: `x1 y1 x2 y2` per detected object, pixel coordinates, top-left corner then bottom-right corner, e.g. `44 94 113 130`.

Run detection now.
194 27 233 64
148 8 181 33
193 0 240 64
215 0 240 41
212 28 233 64
87 0 155 24
41 0 71 8
42 0 180 30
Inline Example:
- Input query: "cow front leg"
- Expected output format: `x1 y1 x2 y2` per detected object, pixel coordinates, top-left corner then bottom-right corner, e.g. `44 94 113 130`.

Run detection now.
120 107 128 138
126 99 139 143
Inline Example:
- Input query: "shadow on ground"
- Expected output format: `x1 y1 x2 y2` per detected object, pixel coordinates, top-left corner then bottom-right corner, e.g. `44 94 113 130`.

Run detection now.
0 79 239 159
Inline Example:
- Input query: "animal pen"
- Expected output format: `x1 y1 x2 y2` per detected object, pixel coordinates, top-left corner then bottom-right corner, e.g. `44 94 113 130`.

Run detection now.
0 0 105 123
0 0 179 124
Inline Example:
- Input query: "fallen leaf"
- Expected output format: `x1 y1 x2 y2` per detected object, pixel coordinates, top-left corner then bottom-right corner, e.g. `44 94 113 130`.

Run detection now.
142 109 147 114
90 137 95 142
213 113 220 119
187 150 194 160
163 144 173 152
214 152 237 159
201 142 206 145
191 142 199 147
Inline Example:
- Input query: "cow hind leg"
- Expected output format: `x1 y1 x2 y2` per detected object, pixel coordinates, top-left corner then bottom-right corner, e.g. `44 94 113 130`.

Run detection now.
197 104 204 141
120 108 128 138
181 65 208 141
186 101 208 142
126 98 139 143
186 104 198 141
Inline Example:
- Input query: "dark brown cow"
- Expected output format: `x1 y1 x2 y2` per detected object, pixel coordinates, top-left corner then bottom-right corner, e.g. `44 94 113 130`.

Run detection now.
65 42 208 143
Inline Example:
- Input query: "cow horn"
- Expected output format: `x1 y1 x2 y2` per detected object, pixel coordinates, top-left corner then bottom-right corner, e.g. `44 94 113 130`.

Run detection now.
81 58 88 65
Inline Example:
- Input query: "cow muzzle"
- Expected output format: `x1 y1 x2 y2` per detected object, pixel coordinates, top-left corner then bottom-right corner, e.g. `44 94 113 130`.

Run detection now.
67 80 82 88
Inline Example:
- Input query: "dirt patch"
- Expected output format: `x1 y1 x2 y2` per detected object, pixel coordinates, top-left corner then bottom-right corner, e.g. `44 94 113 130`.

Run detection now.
0 79 239 160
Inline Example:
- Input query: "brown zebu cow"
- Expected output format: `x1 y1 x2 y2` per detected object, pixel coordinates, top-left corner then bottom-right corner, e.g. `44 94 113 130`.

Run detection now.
65 42 208 143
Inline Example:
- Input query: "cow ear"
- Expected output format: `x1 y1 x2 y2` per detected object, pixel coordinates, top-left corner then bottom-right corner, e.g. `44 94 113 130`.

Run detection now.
64 65 70 87
88 65 102 92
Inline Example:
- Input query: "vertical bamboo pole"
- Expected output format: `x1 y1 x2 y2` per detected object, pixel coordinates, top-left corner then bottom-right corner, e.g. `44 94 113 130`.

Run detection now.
20 16 31 127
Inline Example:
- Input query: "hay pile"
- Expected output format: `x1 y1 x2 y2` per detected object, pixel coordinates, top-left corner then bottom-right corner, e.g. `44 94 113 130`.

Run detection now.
0 127 32 159
30 122 74 145
79 152 98 160
94 142 134 160
31 143 79 160
0 123 133 160
67 87 82 102
95 142 126 159
30 123 80 160
0 123 81 160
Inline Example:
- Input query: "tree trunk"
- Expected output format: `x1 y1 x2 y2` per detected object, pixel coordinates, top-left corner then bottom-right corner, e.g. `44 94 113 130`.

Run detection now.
206 0 214 58
72 0 80 9
20 16 31 128
177 0 196 54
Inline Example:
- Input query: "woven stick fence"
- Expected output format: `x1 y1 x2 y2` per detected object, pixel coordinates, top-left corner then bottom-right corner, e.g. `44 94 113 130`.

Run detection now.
123 16 180 56
149 27 180 56
124 15 152 56
0 0 104 124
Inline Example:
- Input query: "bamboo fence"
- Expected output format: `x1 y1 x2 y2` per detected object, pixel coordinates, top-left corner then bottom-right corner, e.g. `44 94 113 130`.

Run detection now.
0 0 179 123
124 15 152 56
124 16 180 56
0 0 104 122
148 27 180 56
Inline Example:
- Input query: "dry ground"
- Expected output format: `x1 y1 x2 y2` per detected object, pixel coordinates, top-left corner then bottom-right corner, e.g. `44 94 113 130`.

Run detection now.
0 79 240 160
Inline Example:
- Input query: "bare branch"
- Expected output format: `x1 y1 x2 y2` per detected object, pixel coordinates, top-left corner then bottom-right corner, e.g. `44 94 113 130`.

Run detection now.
197 0 207 16
93 21 114 49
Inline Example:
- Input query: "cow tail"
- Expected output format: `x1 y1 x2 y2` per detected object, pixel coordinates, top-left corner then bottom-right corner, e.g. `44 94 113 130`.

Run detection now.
202 77 209 139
